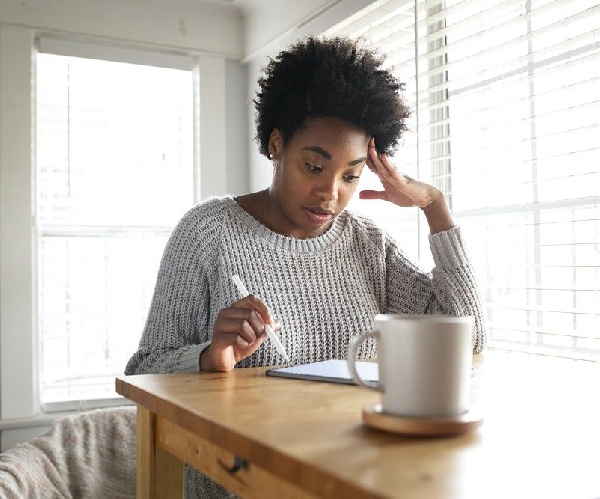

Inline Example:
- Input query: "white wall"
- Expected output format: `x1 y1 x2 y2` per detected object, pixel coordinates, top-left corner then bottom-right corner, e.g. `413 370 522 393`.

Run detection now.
0 25 41 450
0 0 244 58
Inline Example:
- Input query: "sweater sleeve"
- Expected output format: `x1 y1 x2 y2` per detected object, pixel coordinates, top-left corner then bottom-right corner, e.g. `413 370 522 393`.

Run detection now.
385 226 487 353
124 205 217 375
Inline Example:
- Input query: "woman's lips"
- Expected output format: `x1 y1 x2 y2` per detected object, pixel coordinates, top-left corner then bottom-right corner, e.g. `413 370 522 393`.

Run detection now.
303 207 334 224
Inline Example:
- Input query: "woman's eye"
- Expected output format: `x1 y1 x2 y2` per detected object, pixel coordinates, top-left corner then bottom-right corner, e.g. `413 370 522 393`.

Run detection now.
306 163 322 173
344 174 360 183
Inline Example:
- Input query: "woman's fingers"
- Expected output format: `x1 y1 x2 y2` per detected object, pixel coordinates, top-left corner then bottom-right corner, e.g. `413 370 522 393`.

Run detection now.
368 138 408 185
235 294 274 327
359 189 386 201
216 307 267 344
365 137 441 209
205 294 281 371
214 294 279 348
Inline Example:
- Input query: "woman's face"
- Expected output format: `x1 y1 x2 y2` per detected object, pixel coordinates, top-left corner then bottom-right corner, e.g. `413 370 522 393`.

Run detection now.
268 116 369 239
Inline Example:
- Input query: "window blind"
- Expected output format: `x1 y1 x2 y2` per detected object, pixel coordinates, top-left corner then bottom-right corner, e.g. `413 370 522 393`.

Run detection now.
325 0 600 361
36 46 195 407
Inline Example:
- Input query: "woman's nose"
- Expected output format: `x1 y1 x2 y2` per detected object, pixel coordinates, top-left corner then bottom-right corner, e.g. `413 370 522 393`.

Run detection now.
314 177 339 200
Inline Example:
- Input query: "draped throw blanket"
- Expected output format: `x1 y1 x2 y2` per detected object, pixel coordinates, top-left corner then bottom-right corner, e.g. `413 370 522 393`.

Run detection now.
0 406 136 498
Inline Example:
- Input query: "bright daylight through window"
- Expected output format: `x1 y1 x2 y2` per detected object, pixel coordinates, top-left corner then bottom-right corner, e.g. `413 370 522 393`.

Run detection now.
328 0 600 361
36 50 194 406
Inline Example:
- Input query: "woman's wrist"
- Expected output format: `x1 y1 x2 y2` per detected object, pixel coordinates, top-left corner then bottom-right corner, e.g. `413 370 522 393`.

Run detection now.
421 191 455 234
199 346 214 371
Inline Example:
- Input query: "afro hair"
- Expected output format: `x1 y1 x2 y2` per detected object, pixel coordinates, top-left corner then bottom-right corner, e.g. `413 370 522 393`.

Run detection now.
254 36 411 157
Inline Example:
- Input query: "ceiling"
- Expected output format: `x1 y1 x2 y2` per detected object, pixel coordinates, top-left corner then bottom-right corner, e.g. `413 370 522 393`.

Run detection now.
160 0 267 13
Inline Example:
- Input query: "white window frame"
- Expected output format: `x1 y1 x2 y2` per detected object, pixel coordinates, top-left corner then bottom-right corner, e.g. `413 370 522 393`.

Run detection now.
0 27 229 423
36 42 196 410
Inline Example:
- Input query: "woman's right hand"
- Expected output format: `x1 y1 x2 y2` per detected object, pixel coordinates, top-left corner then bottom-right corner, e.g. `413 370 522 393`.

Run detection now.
200 295 278 372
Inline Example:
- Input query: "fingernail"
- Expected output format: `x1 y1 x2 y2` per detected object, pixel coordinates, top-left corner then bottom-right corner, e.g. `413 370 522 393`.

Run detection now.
236 336 250 347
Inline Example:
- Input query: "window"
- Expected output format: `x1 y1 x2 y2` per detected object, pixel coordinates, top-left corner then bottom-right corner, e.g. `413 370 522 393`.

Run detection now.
36 41 195 407
326 0 600 360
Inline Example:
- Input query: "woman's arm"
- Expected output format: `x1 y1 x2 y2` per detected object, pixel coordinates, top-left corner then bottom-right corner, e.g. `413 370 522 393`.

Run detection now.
382 228 487 353
124 208 212 375
361 137 487 352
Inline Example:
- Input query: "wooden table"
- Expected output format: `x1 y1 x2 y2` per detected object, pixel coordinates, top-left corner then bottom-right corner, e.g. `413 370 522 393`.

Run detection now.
115 351 600 498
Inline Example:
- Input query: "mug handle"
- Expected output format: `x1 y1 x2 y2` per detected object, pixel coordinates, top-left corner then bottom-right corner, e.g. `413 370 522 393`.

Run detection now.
347 331 381 391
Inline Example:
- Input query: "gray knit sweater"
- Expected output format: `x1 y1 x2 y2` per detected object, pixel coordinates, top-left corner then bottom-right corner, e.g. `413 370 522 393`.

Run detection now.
125 195 486 497
126 195 485 376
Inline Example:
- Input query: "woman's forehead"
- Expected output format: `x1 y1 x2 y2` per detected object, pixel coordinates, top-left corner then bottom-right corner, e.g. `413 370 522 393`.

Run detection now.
288 117 370 152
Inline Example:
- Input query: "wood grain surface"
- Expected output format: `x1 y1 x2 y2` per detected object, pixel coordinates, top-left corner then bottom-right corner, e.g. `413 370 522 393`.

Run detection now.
116 352 600 498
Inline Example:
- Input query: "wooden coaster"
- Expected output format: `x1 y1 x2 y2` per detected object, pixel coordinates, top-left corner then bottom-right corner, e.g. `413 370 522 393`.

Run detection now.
362 403 483 437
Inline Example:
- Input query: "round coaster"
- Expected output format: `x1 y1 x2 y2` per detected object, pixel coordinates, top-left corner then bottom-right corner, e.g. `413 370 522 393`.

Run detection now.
362 403 483 437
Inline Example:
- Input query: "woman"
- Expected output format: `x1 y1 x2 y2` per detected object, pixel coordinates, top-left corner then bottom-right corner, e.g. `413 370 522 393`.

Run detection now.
125 36 486 497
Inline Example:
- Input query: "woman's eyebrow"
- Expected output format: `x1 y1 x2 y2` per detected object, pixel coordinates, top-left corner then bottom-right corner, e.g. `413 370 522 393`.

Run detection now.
303 145 331 160
302 145 367 166
348 156 367 166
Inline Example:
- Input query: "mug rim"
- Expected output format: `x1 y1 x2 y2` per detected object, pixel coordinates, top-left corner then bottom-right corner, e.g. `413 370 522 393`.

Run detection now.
375 314 474 323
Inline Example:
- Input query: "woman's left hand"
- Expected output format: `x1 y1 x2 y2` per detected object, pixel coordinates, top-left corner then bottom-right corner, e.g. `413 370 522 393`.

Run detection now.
360 137 455 234
359 137 441 209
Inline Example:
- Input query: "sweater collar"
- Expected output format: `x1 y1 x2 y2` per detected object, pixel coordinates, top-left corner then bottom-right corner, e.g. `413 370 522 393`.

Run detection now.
226 196 347 253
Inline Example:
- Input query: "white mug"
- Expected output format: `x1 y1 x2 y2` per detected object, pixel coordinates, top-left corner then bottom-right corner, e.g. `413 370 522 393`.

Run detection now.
347 314 474 417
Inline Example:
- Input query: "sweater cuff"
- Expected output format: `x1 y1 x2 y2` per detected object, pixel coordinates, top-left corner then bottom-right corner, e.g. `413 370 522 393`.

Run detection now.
177 342 211 372
428 226 470 270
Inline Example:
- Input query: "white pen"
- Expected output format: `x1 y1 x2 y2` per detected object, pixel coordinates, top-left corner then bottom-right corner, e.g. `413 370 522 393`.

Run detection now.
231 274 289 362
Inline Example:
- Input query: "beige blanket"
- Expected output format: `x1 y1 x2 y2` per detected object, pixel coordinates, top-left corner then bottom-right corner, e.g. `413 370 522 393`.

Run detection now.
0 406 136 498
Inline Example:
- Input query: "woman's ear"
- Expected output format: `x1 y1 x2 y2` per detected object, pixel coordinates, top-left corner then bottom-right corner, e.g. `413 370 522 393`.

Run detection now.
268 129 282 159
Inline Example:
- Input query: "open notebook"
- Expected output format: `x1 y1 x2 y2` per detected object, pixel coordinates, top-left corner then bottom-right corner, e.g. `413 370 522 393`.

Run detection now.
266 359 378 385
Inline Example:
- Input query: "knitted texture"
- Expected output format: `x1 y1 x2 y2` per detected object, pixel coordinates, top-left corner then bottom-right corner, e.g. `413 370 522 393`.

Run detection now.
125 195 486 497
0 407 136 498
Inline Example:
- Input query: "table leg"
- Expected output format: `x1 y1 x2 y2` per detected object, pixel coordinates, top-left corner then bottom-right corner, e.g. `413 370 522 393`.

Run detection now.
136 406 184 498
